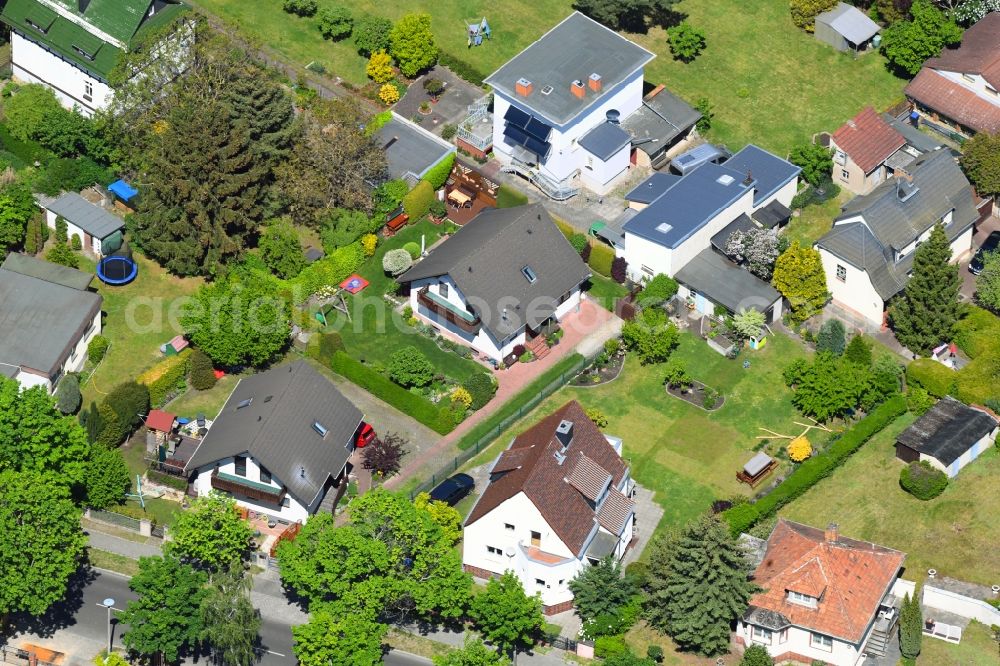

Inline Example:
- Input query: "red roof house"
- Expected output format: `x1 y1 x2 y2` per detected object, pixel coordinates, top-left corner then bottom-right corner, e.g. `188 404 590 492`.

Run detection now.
830 107 907 195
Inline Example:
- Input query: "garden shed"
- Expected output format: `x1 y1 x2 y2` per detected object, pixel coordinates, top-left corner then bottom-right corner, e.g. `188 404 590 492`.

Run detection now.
894 396 998 478
815 3 881 53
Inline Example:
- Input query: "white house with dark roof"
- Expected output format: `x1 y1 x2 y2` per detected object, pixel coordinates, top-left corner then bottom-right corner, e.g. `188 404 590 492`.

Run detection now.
40 192 125 256
485 12 698 198
397 204 591 364
463 400 634 614
815 149 977 326
895 396 998 477
183 360 366 524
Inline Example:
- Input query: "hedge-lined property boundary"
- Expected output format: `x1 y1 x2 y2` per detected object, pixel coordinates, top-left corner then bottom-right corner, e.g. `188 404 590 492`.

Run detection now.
723 394 908 535
330 351 455 435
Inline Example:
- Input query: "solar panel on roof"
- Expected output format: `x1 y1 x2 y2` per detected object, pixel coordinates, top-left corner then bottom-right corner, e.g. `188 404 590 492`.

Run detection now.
525 116 552 141
504 105 531 129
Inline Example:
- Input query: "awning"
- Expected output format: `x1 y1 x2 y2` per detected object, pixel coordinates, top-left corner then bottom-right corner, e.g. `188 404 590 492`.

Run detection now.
108 179 138 202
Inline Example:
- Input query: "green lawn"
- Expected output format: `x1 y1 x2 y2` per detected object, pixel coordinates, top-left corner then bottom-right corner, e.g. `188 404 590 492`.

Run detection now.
783 190 848 248
164 372 241 420
583 274 629 311
495 186 529 209
781 413 1000 586
919 621 1000 665
87 548 141 576
190 0 905 155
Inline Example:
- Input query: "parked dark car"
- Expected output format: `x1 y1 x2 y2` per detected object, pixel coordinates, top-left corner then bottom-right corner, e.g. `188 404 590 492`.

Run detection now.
429 473 474 505
970 230 1000 275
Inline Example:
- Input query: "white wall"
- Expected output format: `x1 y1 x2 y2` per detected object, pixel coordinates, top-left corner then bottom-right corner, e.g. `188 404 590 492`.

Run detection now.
45 209 106 255
922 427 996 477
13 368 51 392
11 32 112 115
936 70 1000 108
579 143 630 194
192 454 312 524
923 584 1000 627
736 622 860 666
819 247 886 325
62 309 101 376
755 177 799 210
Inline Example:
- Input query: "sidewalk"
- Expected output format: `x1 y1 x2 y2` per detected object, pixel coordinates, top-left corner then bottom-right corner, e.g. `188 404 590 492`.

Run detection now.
86 530 161 559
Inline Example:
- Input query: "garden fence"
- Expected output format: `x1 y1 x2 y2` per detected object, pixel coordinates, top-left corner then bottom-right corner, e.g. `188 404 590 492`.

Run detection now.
409 352 594 500
88 507 142 532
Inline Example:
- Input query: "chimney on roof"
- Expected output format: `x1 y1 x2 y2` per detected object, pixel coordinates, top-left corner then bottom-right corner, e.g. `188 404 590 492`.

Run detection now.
571 80 586 99
895 168 919 201
588 72 602 92
743 169 753 186
555 420 574 449
515 77 533 97
825 522 839 544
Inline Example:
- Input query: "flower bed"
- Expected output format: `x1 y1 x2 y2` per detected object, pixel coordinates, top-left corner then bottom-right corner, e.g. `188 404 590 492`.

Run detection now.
572 346 626 387
665 380 725 411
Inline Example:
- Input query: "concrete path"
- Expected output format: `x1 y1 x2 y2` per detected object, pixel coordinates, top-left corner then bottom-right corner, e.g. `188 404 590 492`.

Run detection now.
86 530 161 559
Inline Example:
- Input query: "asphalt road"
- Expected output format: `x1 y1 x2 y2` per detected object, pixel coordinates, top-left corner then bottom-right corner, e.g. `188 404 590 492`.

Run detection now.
9 568 430 666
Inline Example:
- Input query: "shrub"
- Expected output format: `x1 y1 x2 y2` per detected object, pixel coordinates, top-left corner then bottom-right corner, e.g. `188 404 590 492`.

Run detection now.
98 381 151 447
740 644 774 666
611 256 628 284
429 199 447 219
291 241 365 299
402 241 421 260
569 233 589 254
519 350 534 363
188 348 216 391
360 233 378 257
905 358 955 397
423 153 455 190
354 15 392 57
331 351 453 433
378 83 400 105
137 350 191 407
316 5 353 40
382 248 413 276
815 318 846 355
441 124 457 141
589 243 615 277
450 386 472 409
283 0 318 16
586 407 608 428
55 375 81 414
462 373 496 410
666 22 707 62
71 234 81 250
593 635 627 659
45 242 78 268
953 305 1000 359
402 180 435 219
87 335 110 363
33 156 113 197
647 645 665 663
900 461 948 500
146 468 190 492
955 352 1000 404
638 274 679 306
436 51 489 86
787 435 811 462
387 346 435 388
365 50 394 84
906 386 935 415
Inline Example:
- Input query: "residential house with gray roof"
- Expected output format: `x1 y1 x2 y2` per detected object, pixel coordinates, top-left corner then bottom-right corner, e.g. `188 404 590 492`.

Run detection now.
815 148 977 326
397 204 591 364
0 252 102 392
183 360 366 524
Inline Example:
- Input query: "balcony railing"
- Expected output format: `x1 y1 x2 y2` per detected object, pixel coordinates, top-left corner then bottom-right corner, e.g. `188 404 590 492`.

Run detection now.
211 470 286 505
417 287 482 334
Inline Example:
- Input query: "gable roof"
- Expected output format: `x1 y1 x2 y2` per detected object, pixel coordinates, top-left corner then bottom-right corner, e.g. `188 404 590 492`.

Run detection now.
466 401 632 555
896 396 998 466
184 360 363 507
905 68 1000 134
815 222 907 300
0 253 101 378
398 204 591 340
377 114 454 184
816 3 881 45
45 192 125 239
484 12 655 126
832 106 906 174
578 122 632 161
746 519 905 644
924 12 1000 88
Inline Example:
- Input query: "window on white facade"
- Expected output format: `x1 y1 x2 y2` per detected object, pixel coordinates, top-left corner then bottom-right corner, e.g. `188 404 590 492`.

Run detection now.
504 523 515 531
535 579 545 587
778 628 788 644
234 455 247 477
530 530 541 547
840 169 850 181
810 632 833 651
787 590 817 607
439 282 449 298
487 545 502 556
962 73 976 83
836 264 847 282
282 497 290 508
751 625 773 644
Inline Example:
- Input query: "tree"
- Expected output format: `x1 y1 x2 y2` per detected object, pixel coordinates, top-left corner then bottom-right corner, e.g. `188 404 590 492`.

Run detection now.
434 637 511 666
121 556 209 664
200 567 261 666
188 348 217 391
322 208 379 251
413 492 463 545
638 274 679 307
366 50 395 83
724 227 780 280
844 334 873 366
621 307 680 364
0 470 86 623
891 223 961 355
292 610 386 666
881 0 962 75
786 353 869 421
960 132 1000 197
740 644 774 666
612 256 628 283
790 0 838 31
955 0 1000 23
283 0 318 17
815 318 846 355
645 515 757 656
663 359 693 389
97 381 150 447
317 5 354 40
861 353 903 410
666 23 706 62
731 308 766 340
788 143 833 187
362 432 408 478
568 557 638 623
976 251 1000 312
387 346 435 387
572 0 680 32
167 493 254 572
0 183 38 250
586 407 609 428
899 591 923 659
355 15 393 56
382 248 413 276
772 241 828 324
46 242 79 268
85 446 131 510
469 571 544 657
55 374 82 414
424 78 445 100
0 377 92 485
389 14 438 78
181 270 290 368
259 219 305 278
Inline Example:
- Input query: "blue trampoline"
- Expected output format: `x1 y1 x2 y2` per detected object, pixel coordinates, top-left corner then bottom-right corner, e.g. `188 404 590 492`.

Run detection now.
97 255 138 285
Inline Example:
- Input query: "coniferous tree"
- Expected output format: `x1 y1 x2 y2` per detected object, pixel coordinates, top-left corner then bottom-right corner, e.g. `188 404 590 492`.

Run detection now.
890 223 960 355
224 73 297 169
899 591 923 659
645 516 757 656
568 556 638 623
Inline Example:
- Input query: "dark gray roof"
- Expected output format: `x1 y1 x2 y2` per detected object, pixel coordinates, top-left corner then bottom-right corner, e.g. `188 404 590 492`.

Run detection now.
883 113 943 153
578 122 631 161
377 115 454 183
185 360 364 507
0 256 102 378
398 204 591 339
725 144 802 206
0 363 19 379
45 193 124 239
621 88 701 155
484 12 655 126
624 172 680 204
752 200 792 229
623 163 755 248
2 252 94 290
674 247 781 313
743 606 792 631
817 3 880 44
710 213 756 254
816 222 907 300
896 396 997 466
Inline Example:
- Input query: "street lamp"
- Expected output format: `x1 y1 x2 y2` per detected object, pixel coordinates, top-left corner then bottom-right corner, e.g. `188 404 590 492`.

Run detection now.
99 598 115 660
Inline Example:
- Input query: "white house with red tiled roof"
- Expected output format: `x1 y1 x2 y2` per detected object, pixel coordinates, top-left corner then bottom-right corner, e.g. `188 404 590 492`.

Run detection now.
735 519 907 666
462 400 635 614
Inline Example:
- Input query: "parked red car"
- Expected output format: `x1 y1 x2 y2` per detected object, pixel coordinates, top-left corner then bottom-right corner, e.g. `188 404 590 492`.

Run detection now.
355 422 376 448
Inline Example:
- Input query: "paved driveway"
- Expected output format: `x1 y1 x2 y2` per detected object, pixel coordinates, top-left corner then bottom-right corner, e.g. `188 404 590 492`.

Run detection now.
960 212 1000 302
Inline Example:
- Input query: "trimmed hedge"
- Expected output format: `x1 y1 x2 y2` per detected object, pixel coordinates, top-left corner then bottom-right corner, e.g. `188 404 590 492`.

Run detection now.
955 353 1000 405
0 122 50 165
146 469 190 491
330 351 454 434
137 349 191 407
589 242 615 277
422 152 455 190
905 358 956 398
289 241 365 300
551 215 576 240
437 51 489 86
953 305 1000 359
462 372 497 410
87 335 110 363
723 394 907 535
402 179 435 220
899 461 948 500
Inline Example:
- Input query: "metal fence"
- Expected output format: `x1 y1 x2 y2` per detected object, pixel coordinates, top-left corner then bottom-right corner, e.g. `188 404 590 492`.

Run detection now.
88 508 142 532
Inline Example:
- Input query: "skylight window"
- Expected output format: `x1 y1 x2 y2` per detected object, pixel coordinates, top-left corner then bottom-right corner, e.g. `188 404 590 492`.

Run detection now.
655 222 672 234
312 421 329 437
236 398 253 410
717 174 735 186
521 265 537 283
